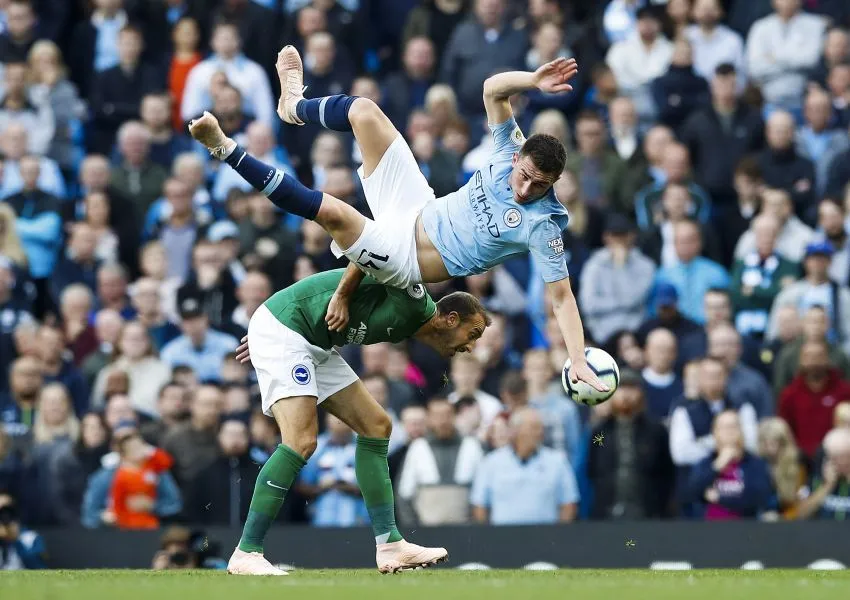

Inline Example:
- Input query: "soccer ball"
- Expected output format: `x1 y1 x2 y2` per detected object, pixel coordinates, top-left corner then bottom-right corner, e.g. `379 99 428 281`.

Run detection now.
561 347 620 406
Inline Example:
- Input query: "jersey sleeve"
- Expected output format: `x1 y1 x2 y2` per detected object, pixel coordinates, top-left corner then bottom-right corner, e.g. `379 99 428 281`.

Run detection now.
529 219 570 283
490 117 526 160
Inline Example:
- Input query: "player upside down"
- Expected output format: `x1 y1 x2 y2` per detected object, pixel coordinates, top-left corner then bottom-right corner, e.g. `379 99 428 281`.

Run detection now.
189 45 606 394
226 269 489 575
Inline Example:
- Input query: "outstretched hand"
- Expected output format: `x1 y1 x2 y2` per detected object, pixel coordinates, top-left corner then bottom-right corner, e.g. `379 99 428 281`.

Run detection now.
235 336 251 364
568 361 609 393
534 57 578 94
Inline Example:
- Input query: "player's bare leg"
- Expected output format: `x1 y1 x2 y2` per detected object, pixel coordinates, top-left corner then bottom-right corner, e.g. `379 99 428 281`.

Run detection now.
227 396 318 576
276 45 400 177
188 111 366 249
324 383 449 573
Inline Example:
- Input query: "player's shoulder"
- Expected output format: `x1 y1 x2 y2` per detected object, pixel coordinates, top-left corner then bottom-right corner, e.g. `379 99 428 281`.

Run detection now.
527 191 569 228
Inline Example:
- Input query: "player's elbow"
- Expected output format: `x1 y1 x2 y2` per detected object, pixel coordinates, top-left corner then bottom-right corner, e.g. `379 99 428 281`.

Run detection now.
548 279 571 307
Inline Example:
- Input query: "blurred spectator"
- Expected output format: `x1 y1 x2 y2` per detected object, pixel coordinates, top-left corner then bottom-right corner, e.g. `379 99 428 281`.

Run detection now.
70 0 131 93
148 178 209 280
768 240 850 351
650 37 710 133
825 124 850 198
210 81 251 138
82 191 120 263
580 213 655 346
58 284 98 366
168 17 203 130
818 198 849 286
92 321 171 416
162 384 222 486
0 204 28 268
237 193 298 290
606 6 673 99
140 382 188 447
90 25 162 154
0 0 38 62
636 281 702 349
53 411 110 522
554 167 604 251
440 0 527 117
721 158 765 265
403 0 467 65
0 493 46 569
709 324 774 419
641 328 682 420
621 124 674 213
0 355 43 436
0 126 66 207
81 309 124 387
94 262 134 320
746 0 826 112
50 223 101 305
180 22 274 128
653 220 730 324
609 96 641 165
685 0 746 86
464 268 526 318
523 348 581 458
798 87 849 198
471 407 579 525
160 297 239 383
730 214 799 338
107 426 179 529
186 419 255 525
0 255 33 392
361 344 417 414
758 417 806 519
36 325 88 416
587 369 673 519
778 339 850 458
634 142 712 230
304 29 354 105
103 393 137 431
130 276 179 351
681 64 764 212
209 0 277 70
735 188 814 264
524 20 580 119
141 93 196 169
565 111 627 210
230 271 271 334
447 353 503 432
809 26 850 89
111 121 170 220
473 312 515 397
797 426 850 519
759 110 817 215
669 356 759 470
32 383 79 524
383 36 436 128
397 397 483 525
686 410 774 519
388 405 427 483
298 414 368 527
136 242 181 321
602 0 640 45
0 62 55 157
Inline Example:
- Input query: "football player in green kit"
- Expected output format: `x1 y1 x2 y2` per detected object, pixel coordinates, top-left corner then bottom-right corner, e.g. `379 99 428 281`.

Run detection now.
227 269 489 575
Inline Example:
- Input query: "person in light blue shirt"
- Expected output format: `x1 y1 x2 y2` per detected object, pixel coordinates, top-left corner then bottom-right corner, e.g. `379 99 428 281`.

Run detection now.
471 407 579 525
297 415 369 527
159 298 239 383
189 47 607 394
653 220 730 324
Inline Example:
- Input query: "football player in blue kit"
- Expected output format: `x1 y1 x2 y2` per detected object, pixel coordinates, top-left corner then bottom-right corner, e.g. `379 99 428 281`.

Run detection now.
188 46 606 392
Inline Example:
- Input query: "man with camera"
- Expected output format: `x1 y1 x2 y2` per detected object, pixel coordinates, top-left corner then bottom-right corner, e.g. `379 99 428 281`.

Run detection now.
0 494 46 570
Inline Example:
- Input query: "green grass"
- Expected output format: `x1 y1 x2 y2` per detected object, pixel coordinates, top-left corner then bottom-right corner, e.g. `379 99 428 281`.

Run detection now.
2 569 850 600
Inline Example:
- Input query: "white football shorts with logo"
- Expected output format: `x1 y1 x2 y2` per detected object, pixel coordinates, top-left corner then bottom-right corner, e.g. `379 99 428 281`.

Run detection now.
330 134 436 289
248 304 358 414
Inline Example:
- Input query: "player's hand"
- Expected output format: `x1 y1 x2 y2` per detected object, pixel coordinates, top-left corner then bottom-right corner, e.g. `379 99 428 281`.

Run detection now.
569 361 609 393
533 57 578 94
326 292 351 332
704 488 720 504
235 336 251 364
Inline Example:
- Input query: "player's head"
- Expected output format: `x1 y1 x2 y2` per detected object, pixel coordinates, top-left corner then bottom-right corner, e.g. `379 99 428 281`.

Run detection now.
428 292 491 357
511 134 566 204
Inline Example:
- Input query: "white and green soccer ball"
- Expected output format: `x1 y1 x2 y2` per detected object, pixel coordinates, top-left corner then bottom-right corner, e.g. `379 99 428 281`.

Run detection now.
561 347 620 406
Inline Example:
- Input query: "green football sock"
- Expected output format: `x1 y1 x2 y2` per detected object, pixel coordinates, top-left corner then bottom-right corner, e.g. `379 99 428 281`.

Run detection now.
238 444 306 553
355 436 403 545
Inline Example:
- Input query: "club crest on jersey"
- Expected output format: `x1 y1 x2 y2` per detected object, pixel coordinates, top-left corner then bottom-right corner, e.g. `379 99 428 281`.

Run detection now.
292 364 311 385
548 237 565 256
407 284 425 299
511 126 526 146
504 208 522 228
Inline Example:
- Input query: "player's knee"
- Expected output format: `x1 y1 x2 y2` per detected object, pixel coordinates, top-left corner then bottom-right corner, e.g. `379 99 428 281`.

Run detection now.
348 97 382 129
365 410 392 439
288 432 318 459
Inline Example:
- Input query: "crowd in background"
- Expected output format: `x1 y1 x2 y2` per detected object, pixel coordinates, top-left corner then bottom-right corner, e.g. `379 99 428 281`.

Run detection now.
2 0 850 559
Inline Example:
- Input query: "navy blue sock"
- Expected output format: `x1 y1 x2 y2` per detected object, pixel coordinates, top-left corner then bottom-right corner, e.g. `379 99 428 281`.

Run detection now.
224 146 322 220
295 95 358 132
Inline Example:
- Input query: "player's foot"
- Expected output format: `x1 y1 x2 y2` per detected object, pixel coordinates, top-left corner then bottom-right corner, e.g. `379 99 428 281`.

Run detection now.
276 45 306 126
188 111 236 159
376 539 448 574
226 548 288 576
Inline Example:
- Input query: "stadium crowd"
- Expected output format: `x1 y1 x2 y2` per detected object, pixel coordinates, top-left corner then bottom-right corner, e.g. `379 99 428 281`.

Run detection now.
3 0 850 565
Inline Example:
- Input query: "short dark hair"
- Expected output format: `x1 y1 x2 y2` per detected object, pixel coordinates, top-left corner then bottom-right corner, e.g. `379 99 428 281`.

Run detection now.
519 134 567 177
436 291 491 326
715 63 736 77
499 370 526 395
734 155 762 179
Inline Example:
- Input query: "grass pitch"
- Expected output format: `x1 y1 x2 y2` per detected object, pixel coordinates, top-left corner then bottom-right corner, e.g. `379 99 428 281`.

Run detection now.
3 569 850 600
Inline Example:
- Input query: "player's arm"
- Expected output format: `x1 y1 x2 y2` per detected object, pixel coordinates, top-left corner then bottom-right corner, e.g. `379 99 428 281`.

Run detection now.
547 278 608 393
482 58 578 125
326 263 367 332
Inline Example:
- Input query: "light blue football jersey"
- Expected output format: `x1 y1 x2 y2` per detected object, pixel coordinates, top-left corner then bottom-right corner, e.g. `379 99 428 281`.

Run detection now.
420 117 571 283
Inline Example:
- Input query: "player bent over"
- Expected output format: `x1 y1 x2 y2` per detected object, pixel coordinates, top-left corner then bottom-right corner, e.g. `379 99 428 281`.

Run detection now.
226 269 489 575
188 46 606 393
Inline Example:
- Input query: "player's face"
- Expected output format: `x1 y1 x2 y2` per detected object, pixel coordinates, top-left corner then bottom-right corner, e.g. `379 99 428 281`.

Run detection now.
510 155 558 204
440 313 487 358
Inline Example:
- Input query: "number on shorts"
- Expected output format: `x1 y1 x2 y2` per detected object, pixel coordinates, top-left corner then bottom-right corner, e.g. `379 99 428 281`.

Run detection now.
356 249 389 271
